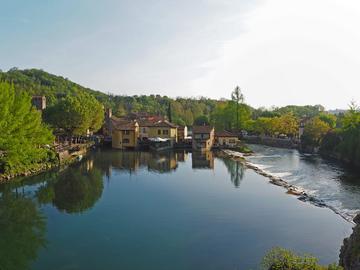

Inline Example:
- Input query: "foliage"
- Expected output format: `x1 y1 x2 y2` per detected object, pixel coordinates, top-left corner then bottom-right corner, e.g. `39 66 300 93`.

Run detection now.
262 247 343 270
318 113 337 129
320 104 360 166
0 68 108 107
211 101 252 131
0 82 55 175
231 86 245 130
0 189 47 270
43 92 104 136
246 113 298 137
194 115 210 126
301 117 331 148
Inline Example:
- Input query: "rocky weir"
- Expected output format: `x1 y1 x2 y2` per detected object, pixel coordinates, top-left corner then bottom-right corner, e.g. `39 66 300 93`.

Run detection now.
220 149 357 223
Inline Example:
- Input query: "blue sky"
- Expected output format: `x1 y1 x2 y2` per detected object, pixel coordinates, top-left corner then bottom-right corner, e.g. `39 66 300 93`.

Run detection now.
1 0 360 109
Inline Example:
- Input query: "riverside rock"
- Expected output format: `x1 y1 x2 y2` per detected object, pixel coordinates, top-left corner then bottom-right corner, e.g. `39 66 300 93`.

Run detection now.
340 213 360 270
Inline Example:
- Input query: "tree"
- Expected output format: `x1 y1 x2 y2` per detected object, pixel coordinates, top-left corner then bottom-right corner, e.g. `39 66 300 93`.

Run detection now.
319 113 337 129
301 117 331 148
43 92 104 137
262 247 342 270
276 113 299 137
231 86 244 131
0 82 54 175
194 115 210 126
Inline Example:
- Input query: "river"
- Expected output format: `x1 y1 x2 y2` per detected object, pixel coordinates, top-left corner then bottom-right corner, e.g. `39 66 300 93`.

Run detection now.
0 146 358 270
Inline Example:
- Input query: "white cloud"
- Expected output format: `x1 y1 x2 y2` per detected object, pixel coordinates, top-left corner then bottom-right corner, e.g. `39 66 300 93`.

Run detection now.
190 0 360 109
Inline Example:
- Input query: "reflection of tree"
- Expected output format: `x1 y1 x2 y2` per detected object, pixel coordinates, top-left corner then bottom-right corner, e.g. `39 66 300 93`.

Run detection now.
0 190 46 270
53 166 103 214
36 163 104 214
221 158 245 187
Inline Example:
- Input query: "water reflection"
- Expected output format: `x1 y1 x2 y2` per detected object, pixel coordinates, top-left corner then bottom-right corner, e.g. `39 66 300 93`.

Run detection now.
0 188 46 270
0 147 357 269
220 158 245 188
92 149 190 175
37 161 103 214
192 151 214 169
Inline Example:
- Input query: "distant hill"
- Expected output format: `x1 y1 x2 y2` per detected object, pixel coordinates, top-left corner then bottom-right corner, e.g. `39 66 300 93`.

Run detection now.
0 68 109 106
0 68 220 125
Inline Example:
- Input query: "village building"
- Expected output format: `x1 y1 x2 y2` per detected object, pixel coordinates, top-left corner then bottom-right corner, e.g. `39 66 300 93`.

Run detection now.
138 120 155 140
215 130 239 148
177 125 188 142
148 120 178 145
111 119 140 149
192 125 215 151
31 95 46 110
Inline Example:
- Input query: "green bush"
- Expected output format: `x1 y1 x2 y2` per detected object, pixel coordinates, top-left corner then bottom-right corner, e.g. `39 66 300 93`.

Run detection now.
261 247 343 270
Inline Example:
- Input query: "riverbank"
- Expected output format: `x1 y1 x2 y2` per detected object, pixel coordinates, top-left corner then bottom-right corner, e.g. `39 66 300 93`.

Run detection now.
0 142 94 183
220 147 359 223
242 135 299 149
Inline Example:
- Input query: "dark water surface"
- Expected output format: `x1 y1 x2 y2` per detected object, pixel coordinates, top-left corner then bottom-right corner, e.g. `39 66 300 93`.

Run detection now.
0 148 355 270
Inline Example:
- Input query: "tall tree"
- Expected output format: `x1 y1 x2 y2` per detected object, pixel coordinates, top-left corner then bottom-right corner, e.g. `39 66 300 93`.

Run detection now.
43 92 104 137
0 82 54 175
231 86 244 131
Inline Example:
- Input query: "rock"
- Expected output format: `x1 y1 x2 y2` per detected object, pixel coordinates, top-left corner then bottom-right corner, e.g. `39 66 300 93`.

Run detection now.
340 214 360 270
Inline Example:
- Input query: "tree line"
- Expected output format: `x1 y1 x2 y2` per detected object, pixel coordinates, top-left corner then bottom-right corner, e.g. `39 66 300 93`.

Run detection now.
1 67 359 175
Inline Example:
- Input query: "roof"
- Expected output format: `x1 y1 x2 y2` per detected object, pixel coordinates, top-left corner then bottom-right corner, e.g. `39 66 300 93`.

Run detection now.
193 125 214 134
111 117 138 130
138 120 156 127
215 130 238 138
150 120 178 128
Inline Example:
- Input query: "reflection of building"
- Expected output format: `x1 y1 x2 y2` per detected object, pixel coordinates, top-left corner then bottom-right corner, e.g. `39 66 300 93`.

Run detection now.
31 96 46 110
112 119 139 149
176 150 189 162
192 126 215 151
112 151 143 172
215 131 239 148
148 151 178 173
192 151 214 169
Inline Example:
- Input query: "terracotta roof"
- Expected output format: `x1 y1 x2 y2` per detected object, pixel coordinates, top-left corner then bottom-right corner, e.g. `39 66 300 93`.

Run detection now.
215 130 238 138
193 125 214 134
151 120 178 128
111 117 138 130
138 120 156 127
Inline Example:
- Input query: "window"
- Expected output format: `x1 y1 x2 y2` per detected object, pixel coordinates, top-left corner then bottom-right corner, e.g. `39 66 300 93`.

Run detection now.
229 139 235 143
124 130 130 135
163 129 169 135
142 128 146 133
158 129 161 135
202 134 209 139
194 134 202 139
122 138 130 144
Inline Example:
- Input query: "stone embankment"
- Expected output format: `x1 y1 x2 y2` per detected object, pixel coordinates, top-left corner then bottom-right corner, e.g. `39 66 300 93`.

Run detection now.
0 142 94 183
221 149 355 222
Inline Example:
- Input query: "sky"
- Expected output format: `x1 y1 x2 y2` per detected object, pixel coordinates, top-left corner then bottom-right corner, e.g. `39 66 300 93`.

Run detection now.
1 0 360 109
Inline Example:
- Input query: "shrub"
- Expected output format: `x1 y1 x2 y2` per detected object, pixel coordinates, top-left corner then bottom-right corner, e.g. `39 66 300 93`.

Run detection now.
261 247 343 270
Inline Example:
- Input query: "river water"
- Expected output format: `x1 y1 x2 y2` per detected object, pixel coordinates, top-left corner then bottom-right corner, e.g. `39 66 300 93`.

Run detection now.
247 144 360 221
0 146 357 270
